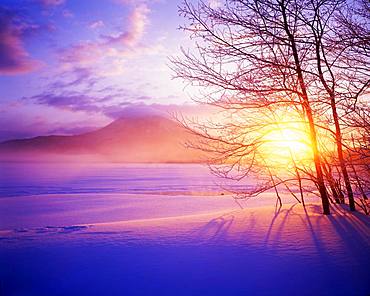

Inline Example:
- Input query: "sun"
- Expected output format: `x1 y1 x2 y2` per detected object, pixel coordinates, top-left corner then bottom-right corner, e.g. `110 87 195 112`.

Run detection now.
266 128 310 154
260 123 313 167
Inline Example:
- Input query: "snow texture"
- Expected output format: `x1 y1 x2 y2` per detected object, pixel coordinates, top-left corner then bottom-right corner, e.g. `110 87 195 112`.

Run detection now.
0 163 369 295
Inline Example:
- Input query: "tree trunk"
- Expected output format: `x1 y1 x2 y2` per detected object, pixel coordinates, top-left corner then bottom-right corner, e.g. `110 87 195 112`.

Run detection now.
322 160 341 203
330 96 356 211
280 1 330 214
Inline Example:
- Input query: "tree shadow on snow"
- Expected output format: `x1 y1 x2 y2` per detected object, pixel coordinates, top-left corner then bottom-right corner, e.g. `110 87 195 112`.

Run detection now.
195 212 236 242
264 202 370 261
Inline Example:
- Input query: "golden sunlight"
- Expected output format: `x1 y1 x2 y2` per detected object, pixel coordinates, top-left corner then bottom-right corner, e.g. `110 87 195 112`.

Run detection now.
260 122 313 167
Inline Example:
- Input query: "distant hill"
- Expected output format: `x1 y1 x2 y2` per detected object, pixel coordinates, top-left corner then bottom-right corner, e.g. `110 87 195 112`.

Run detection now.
0 115 205 163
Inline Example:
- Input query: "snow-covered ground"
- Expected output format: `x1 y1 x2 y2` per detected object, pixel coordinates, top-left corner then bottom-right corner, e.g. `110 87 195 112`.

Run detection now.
0 163 369 295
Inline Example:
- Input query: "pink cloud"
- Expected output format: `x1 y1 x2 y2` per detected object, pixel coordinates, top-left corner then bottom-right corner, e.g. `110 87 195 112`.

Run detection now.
0 13 41 75
115 4 150 46
100 4 150 47
89 20 105 30
39 0 65 6
60 42 104 66
115 0 157 5
60 4 150 70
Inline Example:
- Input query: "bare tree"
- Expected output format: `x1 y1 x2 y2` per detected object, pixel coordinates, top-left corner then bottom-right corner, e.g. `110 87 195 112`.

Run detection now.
298 0 370 211
171 0 369 215
345 103 370 213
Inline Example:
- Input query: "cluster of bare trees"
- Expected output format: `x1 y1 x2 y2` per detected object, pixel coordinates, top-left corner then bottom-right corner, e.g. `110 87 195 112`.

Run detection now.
171 0 369 215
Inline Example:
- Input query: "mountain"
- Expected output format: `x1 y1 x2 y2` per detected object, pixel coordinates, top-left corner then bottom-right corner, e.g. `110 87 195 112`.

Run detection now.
0 115 205 163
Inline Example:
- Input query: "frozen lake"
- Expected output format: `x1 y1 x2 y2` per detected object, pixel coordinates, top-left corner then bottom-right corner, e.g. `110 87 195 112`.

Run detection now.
0 163 244 230
0 162 317 230
0 162 245 197
0 162 369 296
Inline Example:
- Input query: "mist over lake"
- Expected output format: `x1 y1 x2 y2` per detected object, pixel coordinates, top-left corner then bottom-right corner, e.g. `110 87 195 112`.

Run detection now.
0 162 233 198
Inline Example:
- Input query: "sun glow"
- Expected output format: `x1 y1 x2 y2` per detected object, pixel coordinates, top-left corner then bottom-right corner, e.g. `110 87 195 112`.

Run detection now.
260 122 313 167
266 128 310 155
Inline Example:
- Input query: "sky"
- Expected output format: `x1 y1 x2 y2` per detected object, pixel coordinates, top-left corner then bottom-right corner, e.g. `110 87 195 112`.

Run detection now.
0 0 205 141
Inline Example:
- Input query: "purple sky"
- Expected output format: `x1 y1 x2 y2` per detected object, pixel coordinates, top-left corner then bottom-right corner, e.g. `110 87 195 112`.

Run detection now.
0 0 206 141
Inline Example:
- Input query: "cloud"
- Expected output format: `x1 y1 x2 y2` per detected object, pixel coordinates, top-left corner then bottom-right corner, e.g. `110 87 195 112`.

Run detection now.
39 0 65 6
48 68 98 89
25 87 193 120
89 20 104 30
115 0 159 5
26 88 154 115
102 4 150 46
28 93 104 113
0 9 41 75
59 4 151 73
